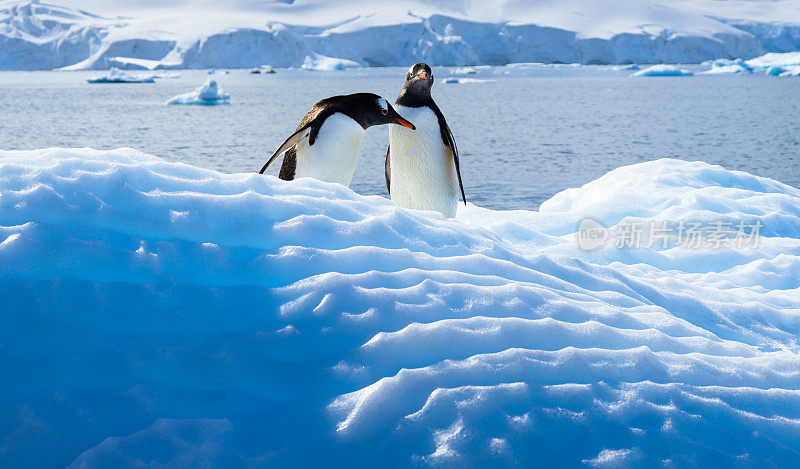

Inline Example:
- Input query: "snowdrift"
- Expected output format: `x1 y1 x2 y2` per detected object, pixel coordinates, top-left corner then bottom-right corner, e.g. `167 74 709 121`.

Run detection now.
2 0 797 70
2 148 800 467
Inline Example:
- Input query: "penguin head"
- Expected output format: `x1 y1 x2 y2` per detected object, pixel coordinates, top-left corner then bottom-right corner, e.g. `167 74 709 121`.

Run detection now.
403 63 434 95
355 94 416 130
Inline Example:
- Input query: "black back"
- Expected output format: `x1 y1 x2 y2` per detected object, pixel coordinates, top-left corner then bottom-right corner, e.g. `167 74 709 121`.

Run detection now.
278 93 388 180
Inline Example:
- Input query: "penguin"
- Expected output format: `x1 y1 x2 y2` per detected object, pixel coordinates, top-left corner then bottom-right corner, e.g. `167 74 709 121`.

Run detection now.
385 63 466 218
259 93 415 186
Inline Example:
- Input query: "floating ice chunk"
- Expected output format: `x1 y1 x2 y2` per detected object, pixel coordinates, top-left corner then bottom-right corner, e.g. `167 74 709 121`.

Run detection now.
301 54 358 71
766 66 787 76
87 67 156 83
631 65 693 77
778 66 800 77
451 66 477 75
442 77 493 84
745 51 800 69
710 58 753 71
165 77 230 105
699 64 752 75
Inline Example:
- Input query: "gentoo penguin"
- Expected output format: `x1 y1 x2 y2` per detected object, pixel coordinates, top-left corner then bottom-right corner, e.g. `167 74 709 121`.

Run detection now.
259 93 415 186
385 63 466 218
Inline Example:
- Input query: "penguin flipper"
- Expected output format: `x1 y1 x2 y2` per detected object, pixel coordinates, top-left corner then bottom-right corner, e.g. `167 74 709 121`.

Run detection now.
278 147 297 181
259 124 312 174
430 103 467 205
384 146 391 194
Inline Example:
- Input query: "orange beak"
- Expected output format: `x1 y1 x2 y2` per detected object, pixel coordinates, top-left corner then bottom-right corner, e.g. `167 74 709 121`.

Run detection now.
417 71 427 80
394 116 416 130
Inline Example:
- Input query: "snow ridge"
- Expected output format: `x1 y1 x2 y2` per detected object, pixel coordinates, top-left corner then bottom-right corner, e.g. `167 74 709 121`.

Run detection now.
1 148 799 466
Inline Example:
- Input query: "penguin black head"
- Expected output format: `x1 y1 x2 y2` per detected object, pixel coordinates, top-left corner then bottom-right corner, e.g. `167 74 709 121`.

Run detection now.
403 63 434 96
351 93 416 130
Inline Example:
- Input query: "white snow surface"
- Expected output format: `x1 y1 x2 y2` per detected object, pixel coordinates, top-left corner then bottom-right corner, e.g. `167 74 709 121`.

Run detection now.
165 76 230 104
2 147 800 466
2 0 800 70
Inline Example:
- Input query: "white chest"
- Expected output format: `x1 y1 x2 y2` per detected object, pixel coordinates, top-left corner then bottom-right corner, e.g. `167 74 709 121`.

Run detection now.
389 105 458 218
294 113 364 186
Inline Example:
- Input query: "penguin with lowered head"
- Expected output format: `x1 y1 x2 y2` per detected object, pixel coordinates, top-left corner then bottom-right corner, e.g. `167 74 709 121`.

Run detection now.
385 63 466 218
260 93 415 186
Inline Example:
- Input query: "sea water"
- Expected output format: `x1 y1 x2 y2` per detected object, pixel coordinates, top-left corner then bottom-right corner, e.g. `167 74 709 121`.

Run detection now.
0 66 797 210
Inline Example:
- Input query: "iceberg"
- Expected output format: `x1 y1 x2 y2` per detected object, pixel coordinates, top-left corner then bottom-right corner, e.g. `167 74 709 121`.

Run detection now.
86 67 156 83
442 77 493 84
699 64 752 75
745 51 800 69
165 77 230 105
631 64 693 77
301 54 359 71
2 148 800 467
451 66 478 75
709 57 753 71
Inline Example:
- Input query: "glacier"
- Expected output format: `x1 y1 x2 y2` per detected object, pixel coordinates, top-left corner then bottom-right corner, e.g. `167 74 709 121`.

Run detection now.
1 0 799 70
1 148 799 467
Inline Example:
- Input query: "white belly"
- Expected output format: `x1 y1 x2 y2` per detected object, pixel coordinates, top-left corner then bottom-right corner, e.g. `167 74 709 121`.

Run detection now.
389 105 458 218
294 113 364 186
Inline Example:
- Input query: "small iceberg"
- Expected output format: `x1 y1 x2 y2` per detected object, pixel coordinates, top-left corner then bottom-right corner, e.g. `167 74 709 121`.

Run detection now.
250 65 276 74
166 77 230 105
451 66 478 75
699 64 752 75
767 66 786 76
632 64 693 77
87 67 156 84
301 54 358 71
443 77 493 84
745 51 800 69
613 63 640 71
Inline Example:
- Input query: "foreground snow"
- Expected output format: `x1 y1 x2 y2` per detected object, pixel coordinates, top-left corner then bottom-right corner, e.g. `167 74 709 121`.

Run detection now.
165 76 230 105
1 148 800 466
4 0 800 70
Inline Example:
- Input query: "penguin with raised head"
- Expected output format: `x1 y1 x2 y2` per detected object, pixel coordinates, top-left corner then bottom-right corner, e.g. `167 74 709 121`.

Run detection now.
385 63 466 218
259 93 415 186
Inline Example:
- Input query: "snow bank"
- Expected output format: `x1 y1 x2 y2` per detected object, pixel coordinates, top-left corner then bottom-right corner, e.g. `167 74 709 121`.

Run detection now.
2 148 800 467
165 77 230 105
632 64 693 76
4 0 798 70
87 67 156 83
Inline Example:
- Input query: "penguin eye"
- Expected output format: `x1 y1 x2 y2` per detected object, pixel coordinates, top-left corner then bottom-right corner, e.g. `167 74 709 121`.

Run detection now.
381 108 388 115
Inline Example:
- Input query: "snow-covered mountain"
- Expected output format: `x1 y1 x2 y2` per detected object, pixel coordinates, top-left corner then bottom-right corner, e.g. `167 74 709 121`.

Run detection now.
1 0 799 70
